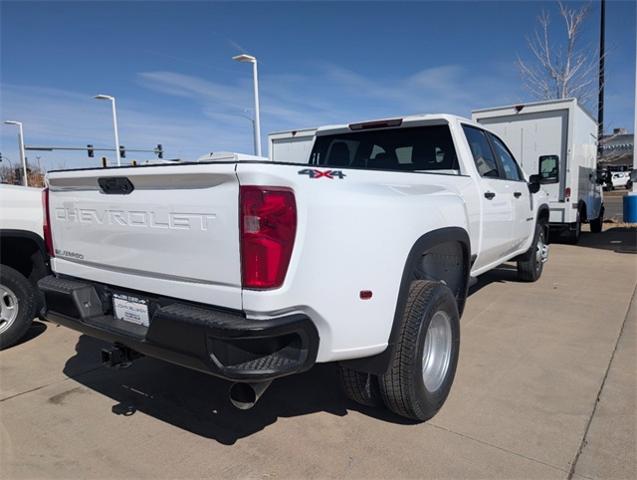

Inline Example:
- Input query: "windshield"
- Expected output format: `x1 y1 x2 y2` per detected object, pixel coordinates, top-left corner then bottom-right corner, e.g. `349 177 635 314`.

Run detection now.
309 125 459 173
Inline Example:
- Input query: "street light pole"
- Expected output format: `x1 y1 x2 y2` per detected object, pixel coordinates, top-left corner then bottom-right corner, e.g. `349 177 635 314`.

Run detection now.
239 109 257 155
597 0 606 153
94 94 121 166
232 54 262 157
251 59 262 157
4 120 28 186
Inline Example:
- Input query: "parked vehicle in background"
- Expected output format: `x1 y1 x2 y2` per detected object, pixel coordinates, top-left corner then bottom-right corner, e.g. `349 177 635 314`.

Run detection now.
610 171 630 190
38 114 549 422
0 185 48 348
472 98 603 242
268 128 317 163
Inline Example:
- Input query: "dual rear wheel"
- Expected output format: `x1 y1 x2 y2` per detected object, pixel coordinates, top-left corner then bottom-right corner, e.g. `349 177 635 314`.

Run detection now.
339 280 460 421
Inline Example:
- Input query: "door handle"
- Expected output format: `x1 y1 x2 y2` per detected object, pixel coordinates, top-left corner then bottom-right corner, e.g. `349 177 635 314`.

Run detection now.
484 191 496 200
514 191 522 198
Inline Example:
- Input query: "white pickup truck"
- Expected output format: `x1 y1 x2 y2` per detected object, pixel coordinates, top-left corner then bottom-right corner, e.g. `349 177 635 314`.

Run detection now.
38 114 549 421
0 184 49 348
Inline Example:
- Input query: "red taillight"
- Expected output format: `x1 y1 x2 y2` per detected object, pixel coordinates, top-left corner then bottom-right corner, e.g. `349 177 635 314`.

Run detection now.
565 187 571 199
42 188 54 257
240 186 296 289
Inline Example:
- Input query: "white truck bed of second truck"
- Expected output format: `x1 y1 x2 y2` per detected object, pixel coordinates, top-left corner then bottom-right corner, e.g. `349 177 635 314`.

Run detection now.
38 114 549 420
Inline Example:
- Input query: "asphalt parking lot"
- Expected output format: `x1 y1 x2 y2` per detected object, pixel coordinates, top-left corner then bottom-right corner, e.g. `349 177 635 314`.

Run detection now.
1 226 635 479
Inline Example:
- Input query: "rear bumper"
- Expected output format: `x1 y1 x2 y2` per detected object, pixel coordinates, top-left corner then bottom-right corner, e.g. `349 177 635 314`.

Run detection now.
38 275 318 381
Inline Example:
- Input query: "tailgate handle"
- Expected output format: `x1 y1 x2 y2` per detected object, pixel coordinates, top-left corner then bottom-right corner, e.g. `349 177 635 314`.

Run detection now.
98 177 135 195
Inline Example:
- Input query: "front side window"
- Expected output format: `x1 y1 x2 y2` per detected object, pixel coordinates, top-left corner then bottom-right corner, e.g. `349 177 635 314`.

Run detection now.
310 125 460 173
462 125 499 178
488 134 522 181
538 155 559 183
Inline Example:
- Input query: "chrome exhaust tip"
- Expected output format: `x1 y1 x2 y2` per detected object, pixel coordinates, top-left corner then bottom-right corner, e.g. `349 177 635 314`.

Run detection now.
229 380 272 410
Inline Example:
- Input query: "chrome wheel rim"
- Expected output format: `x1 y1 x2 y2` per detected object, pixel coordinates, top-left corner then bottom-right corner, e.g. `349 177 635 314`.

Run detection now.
535 231 549 269
0 284 19 334
422 310 452 392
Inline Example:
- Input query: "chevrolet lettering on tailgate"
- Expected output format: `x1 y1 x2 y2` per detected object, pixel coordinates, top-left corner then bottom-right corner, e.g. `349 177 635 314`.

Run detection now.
55 208 217 231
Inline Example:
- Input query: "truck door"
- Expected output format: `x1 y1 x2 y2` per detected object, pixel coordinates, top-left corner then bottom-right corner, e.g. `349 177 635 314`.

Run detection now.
462 125 515 269
487 132 534 252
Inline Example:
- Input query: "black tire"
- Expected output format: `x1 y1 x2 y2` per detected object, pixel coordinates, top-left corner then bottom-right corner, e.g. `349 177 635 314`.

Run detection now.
517 223 547 282
338 365 383 407
0 265 37 349
565 210 582 244
590 206 604 233
379 280 460 422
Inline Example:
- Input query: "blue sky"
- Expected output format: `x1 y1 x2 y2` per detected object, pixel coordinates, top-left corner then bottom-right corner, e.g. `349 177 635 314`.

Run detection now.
1 0 635 170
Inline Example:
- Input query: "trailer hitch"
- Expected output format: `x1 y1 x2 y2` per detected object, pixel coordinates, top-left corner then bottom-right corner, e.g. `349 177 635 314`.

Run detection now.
101 344 143 369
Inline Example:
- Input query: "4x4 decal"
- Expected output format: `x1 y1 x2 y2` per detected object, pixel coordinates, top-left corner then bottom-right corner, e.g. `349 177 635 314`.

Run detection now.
298 169 346 179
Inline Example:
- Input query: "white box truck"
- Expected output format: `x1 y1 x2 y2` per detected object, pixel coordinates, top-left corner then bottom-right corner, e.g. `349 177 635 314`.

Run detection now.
472 98 603 243
268 128 316 163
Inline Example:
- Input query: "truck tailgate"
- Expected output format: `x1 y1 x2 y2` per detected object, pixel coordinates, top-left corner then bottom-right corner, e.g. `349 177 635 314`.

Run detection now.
47 164 242 309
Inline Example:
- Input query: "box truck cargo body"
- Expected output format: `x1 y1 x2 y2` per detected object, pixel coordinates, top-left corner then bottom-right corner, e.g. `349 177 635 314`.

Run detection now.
268 128 316 162
472 98 603 242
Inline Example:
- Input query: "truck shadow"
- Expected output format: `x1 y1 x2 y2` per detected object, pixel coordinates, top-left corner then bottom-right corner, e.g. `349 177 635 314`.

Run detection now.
468 227 637 296
468 264 518 296
59 227 636 444
577 226 637 253
13 320 48 347
63 335 413 445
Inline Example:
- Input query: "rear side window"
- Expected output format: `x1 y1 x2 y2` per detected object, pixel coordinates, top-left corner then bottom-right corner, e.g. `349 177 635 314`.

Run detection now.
488 134 523 181
310 125 460 173
462 125 499 178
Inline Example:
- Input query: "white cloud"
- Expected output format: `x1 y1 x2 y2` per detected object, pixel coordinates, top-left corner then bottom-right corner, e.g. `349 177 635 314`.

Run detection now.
0 83 252 170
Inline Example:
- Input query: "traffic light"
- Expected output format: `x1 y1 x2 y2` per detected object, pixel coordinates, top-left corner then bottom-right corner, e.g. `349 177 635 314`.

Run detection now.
87 144 94 158
156 144 163 159
119 145 126 158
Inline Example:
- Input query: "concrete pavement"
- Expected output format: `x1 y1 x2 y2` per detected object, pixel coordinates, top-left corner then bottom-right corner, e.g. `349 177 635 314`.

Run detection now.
573 277 636 479
1 226 635 479
604 190 628 222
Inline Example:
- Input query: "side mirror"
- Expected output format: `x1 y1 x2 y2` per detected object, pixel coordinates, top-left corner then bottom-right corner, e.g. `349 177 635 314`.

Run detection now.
528 174 541 194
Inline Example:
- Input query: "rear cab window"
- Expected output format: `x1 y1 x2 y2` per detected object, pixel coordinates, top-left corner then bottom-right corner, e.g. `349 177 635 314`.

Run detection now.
310 125 461 174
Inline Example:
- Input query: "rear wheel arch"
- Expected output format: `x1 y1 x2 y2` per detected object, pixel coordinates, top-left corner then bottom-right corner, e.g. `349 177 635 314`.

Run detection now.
0 230 49 287
537 205 550 236
537 204 549 224
340 227 470 375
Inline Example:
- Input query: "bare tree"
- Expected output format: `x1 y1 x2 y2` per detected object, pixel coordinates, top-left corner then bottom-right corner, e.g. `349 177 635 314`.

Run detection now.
0 164 46 187
517 1 599 110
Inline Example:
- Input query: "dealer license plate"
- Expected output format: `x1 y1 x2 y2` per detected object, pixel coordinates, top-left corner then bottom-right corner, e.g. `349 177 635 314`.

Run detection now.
112 294 149 327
